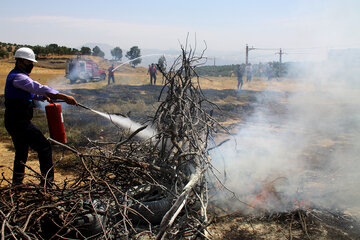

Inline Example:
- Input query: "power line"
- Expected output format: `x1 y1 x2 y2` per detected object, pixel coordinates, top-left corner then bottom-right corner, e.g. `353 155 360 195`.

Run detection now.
245 44 337 63
283 46 329 50
249 53 277 58
285 52 323 55
246 44 284 63
252 48 278 51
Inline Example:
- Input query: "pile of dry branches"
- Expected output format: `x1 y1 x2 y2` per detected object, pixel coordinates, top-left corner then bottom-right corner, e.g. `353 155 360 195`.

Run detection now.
0 45 219 239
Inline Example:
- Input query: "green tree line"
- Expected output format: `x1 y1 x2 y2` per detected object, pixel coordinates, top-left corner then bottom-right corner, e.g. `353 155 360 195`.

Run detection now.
196 62 289 78
0 42 80 57
0 42 143 67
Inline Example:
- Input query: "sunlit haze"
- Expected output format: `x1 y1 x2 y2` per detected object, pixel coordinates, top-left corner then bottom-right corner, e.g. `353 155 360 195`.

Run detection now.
1 0 360 63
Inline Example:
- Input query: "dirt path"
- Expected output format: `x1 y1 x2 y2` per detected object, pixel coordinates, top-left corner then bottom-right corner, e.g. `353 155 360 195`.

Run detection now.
0 141 72 186
0 141 15 182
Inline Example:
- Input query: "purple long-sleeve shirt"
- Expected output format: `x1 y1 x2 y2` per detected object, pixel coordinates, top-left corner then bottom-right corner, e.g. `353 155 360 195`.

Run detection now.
12 72 59 100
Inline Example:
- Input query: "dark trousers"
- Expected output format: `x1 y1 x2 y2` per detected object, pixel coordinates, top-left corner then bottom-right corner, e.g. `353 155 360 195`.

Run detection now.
108 75 115 85
5 120 53 185
247 75 252 82
150 74 156 85
237 77 243 89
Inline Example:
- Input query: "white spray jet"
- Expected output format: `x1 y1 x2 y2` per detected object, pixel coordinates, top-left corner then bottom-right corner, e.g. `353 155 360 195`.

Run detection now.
78 103 157 140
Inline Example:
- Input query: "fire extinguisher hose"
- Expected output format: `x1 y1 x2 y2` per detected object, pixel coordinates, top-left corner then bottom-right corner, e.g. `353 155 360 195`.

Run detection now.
51 100 93 111
77 103 92 110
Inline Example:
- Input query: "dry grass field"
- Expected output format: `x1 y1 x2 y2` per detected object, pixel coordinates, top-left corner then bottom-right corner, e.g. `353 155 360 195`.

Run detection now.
1 56 359 239
0 57 306 183
0 56 336 185
0 57 313 92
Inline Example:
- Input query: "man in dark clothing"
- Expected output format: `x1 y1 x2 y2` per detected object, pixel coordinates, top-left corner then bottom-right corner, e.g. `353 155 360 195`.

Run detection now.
108 64 115 85
266 64 273 81
4 47 78 186
236 65 244 89
147 63 157 85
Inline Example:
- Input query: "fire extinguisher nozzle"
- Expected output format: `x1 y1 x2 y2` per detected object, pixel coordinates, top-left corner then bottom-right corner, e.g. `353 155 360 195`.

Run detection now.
78 103 92 111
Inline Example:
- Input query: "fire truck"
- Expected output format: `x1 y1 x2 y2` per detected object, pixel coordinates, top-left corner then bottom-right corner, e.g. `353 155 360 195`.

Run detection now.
65 56 106 84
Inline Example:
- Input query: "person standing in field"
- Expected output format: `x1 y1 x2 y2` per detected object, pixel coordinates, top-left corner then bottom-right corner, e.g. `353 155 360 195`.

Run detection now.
108 64 115 85
147 63 157 85
245 63 252 82
236 65 244 89
4 47 78 187
266 63 273 81
236 64 244 89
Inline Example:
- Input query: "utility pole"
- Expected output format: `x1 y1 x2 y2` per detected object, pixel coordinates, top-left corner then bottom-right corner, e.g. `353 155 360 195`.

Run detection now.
276 48 285 64
275 48 285 79
245 44 255 65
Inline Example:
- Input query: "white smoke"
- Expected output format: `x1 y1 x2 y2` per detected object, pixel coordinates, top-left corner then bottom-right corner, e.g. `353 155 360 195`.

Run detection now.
210 55 360 217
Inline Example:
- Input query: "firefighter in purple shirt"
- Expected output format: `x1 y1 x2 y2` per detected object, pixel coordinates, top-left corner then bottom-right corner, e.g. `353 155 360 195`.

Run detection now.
4 47 78 187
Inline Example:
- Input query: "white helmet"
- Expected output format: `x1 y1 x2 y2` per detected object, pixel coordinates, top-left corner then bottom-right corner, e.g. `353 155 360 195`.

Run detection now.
14 47 37 62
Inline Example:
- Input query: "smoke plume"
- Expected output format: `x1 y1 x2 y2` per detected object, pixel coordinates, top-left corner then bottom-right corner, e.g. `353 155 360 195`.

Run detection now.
211 57 360 217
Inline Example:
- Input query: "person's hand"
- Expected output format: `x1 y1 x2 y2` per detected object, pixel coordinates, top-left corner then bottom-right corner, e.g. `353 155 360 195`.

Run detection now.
46 92 77 105
44 96 53 103
64 95 78 105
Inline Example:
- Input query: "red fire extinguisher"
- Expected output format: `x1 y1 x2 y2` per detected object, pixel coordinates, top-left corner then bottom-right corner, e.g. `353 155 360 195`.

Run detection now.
45 103 67 144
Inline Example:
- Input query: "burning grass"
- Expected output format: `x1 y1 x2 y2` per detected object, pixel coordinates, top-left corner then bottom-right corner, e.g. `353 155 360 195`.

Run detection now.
208 208 360 240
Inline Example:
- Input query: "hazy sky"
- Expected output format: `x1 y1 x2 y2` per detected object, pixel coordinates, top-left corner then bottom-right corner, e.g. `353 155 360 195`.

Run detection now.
1 0 359 62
